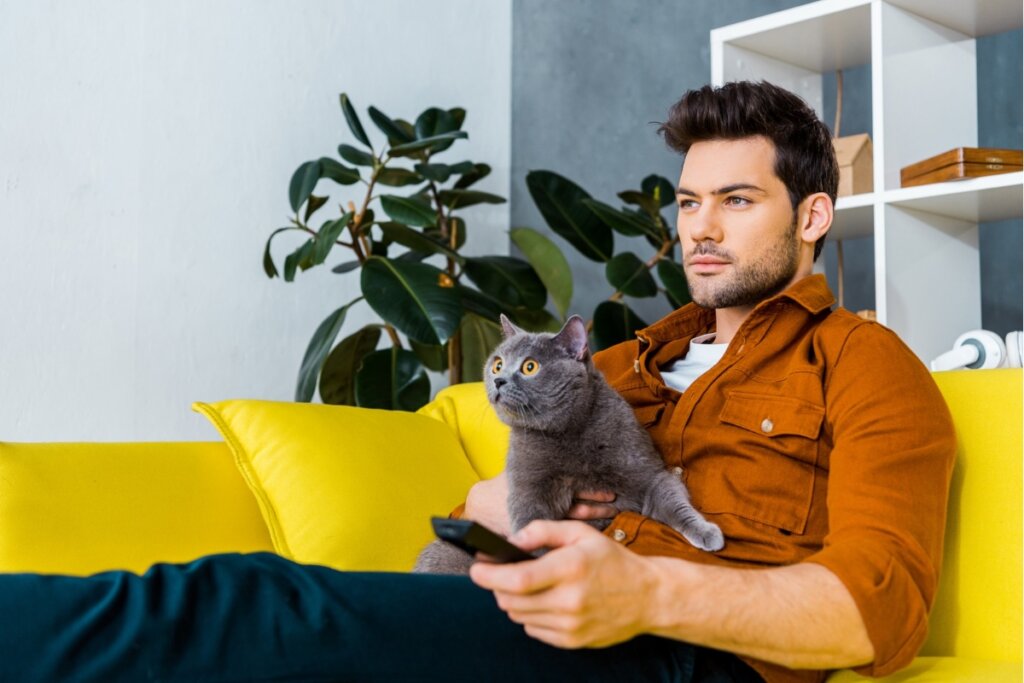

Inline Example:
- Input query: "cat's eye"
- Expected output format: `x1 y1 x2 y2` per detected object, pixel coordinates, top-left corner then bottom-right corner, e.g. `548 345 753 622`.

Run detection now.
521 359 540 376
491 357 503 374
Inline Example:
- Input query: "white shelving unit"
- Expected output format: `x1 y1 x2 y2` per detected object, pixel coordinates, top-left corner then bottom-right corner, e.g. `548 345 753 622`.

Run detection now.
711 0 1024 364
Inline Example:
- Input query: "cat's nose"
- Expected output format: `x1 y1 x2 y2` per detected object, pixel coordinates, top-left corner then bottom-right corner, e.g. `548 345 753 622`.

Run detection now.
494 377 507 388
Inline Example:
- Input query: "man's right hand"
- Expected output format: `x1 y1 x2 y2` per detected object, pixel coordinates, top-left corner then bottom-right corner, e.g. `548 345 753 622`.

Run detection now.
464 471 619 537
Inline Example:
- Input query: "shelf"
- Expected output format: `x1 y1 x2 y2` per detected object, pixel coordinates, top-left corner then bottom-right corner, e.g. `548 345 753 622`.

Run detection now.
885 172 1024 223
884 0 1023 38
711 0 872 73
833 193 875 239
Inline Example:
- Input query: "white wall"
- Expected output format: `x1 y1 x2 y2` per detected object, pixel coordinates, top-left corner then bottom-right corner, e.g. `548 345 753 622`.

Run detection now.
0 0 512 441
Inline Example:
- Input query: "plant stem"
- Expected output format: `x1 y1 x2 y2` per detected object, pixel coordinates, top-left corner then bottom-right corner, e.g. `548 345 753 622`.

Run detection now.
384 323 402 349
428 179 464 385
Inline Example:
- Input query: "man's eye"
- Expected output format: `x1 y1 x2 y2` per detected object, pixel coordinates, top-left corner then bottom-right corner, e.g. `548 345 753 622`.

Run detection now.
678 199 699 210
725 196 751 206
491 358 503 373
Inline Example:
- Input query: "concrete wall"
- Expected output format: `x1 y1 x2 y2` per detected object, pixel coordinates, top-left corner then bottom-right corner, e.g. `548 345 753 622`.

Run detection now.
0 0 512 440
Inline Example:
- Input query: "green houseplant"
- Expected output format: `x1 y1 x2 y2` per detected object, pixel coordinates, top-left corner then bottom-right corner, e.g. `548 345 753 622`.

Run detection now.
265 93 689 411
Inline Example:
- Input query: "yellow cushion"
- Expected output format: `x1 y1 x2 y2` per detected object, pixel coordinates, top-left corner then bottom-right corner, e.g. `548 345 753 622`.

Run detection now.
924 369 1022 662
193 399 480 572
0 441 273 576
416 382 509 479
828 656 1022 681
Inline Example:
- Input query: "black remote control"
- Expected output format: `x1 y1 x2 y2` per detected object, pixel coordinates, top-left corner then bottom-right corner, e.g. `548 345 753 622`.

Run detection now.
431 517 538 563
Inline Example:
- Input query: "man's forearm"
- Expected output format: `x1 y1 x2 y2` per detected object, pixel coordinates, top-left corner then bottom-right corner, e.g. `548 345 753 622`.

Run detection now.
644 557 874 670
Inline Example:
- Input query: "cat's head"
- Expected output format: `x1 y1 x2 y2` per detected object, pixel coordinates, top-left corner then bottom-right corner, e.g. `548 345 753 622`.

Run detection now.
484 314 593 430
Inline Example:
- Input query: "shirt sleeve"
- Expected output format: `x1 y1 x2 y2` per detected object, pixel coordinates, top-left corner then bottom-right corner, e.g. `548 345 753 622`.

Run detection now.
803 323 956 677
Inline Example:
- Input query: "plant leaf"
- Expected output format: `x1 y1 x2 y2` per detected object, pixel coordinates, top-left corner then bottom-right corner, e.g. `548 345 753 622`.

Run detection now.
437 188 506 210
463 256 546 310
263 226 304 278
318 157 360 185
338 144 376 167
318 324 382 405
605 252 657 298
289 160 321 213
376 167 423 187
380 194 437 227
458 284 508 321
377 222 462 261
657 258 692 309
509 227 573 319
304 194 329 223
410 338 448 373
339 93 372 149
360 256 463 345
591 301 648 352
295 298 364 402
425 216 466 250
617 190 659 217
526 170 613 262
510 307 562 333
313 211 353 264
331 260 361 274
413 161 471 183
642 174 677 208
368 106 415 145
459 313 504 382
354 347 431 411
388 131 468 158
582 198 660 239
454 163 491 189
415 107 457 139
284 239 315 281
449 107 466 130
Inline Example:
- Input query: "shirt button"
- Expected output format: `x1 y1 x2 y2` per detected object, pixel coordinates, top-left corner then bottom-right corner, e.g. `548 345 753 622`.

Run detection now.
672 466 683 476
612 529 627 542
761 418 774 434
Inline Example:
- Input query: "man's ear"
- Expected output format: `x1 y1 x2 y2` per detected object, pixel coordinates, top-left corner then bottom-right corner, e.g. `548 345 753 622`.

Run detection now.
798 192 833 246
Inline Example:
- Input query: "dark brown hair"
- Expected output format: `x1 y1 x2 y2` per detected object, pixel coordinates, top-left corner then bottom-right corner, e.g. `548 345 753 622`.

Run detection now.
659 81 838 260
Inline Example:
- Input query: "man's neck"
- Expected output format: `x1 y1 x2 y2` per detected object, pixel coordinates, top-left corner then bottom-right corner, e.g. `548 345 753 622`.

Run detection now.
712 271 813 345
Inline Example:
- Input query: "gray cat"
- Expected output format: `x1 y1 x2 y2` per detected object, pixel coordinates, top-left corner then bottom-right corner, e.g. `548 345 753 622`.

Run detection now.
413 314 723 574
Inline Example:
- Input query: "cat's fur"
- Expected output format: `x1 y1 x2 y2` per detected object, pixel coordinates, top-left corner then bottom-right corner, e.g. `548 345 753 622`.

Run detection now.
413 314 723 574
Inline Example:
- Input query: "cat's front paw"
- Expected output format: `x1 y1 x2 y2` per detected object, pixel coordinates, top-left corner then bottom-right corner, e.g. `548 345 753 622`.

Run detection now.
684 522 724 552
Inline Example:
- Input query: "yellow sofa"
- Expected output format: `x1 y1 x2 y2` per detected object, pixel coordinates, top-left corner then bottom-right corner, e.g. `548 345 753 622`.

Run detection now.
0 370 1019 681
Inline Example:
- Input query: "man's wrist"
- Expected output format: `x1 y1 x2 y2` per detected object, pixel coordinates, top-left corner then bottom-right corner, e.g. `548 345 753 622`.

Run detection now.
641 555 705 637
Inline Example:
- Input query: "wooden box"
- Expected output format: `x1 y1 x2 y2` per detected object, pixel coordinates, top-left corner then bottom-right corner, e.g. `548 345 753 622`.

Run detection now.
900 147 1023 188
833 134 873 197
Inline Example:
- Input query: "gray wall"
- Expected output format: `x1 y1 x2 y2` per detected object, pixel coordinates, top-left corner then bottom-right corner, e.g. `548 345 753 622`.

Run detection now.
512 1 1023 336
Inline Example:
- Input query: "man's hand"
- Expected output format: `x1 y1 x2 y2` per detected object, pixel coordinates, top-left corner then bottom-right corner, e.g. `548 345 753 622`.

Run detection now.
464 473 618 537
469 520 660 649
464 472 512 536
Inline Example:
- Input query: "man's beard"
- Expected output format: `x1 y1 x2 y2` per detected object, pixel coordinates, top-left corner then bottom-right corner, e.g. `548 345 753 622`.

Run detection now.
685 219 801 310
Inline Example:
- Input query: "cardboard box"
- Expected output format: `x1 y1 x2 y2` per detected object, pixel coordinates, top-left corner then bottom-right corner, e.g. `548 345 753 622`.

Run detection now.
833 134 873 197
900 147 1023 188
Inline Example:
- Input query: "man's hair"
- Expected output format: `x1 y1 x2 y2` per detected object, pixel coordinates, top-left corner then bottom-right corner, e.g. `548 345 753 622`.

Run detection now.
658 81 838 261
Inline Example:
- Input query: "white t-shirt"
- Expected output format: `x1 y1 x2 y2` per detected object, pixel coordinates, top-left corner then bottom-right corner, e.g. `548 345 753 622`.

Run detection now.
659 333 727 394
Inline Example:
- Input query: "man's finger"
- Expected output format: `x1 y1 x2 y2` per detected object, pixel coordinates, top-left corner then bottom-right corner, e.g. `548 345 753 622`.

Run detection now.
566 502 618 521
574 490 616 503
509 519 600 551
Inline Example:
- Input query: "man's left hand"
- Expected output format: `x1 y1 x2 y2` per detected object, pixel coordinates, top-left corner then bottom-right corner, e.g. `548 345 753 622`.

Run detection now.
468 520 660 649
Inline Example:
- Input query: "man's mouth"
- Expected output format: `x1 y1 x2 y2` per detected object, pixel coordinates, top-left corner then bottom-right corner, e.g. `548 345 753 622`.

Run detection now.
688 256 730 273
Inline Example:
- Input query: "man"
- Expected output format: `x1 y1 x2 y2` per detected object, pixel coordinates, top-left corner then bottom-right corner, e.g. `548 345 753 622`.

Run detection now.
0 82 953 683
465 81 955 682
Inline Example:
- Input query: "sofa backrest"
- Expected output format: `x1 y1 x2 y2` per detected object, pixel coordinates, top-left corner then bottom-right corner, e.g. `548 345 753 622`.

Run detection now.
922 369 1022 661
0 441 274 576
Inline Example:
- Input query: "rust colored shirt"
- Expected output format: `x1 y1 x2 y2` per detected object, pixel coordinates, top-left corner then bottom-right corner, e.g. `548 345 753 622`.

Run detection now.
592 275 955 683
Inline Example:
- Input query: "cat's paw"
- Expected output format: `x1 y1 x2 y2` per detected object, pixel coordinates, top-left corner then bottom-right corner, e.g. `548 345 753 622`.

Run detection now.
684 522 725 552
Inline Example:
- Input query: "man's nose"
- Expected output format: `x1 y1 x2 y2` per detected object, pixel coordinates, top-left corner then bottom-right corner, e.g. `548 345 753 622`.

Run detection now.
683 205 722 243
494 377 507 388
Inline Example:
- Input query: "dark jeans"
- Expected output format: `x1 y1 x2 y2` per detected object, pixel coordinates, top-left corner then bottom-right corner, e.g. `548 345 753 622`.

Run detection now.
0 553 762 682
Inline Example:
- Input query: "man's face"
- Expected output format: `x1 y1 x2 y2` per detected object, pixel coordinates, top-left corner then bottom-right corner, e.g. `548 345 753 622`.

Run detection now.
675 136 801 310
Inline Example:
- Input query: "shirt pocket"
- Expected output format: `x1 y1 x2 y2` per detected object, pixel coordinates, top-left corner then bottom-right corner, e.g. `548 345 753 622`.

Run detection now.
695 391 825 534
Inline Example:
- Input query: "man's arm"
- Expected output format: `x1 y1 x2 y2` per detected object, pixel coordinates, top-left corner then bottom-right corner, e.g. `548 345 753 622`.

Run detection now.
470 520 874 670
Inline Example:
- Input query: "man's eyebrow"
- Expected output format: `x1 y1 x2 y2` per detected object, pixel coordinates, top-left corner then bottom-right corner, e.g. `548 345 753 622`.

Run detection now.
676 183 767 197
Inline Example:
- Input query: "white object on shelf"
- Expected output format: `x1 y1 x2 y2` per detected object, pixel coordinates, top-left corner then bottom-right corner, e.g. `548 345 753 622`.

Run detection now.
710 0 1023 364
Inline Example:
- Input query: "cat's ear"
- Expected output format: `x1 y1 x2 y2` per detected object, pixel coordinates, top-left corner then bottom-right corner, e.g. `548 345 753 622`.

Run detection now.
499 314 525 339
554 315 589 361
